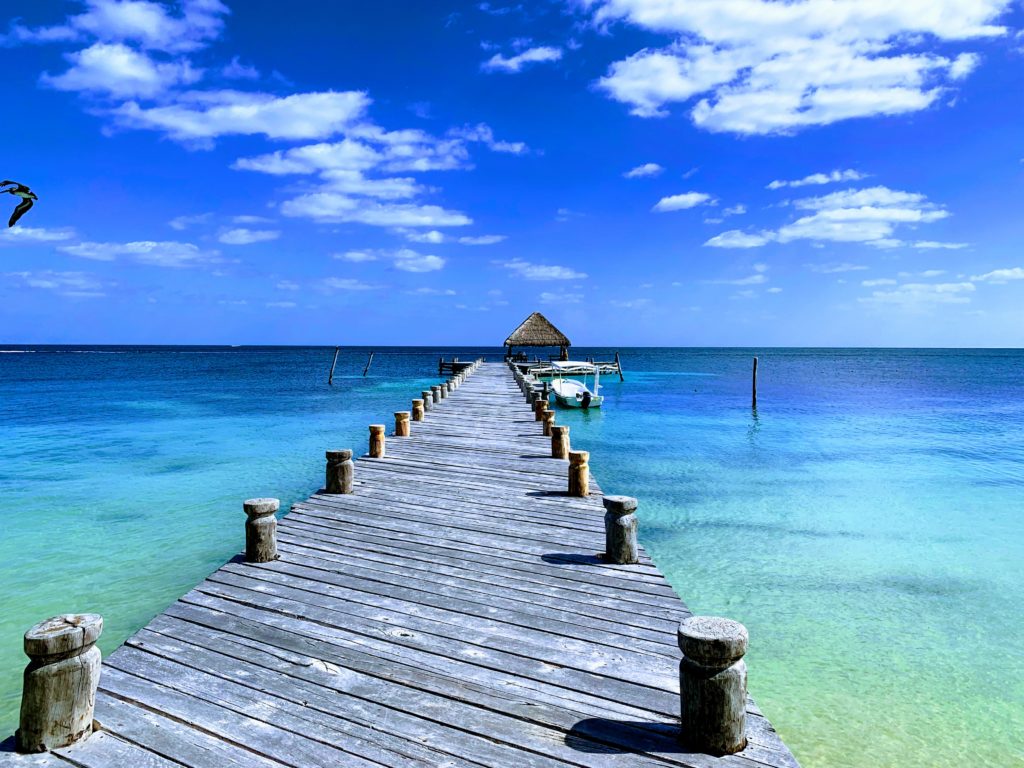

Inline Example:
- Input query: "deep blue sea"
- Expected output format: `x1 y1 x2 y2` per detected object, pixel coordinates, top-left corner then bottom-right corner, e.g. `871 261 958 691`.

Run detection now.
1 346 1022 767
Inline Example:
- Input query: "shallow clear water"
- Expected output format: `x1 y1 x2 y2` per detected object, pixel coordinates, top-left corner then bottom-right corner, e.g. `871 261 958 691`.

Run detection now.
1 347 1022 767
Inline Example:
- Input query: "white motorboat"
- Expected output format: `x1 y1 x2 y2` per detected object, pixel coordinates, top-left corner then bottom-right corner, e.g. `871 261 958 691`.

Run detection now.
547 361 604 409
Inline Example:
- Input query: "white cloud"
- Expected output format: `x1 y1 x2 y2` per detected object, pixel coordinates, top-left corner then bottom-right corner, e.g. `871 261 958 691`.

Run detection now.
860 281 976 309
449 123 529 154
808 263 869 273
768 170 867 189
232 214 274 225
112 89 371 143
540 291 584 304
501 259 587 280
482 46 562 73
168 212 212 230
706 264 770 285
41 42 202 98
281 193 470 227
588 0 1009 133
321 277 376 291
335 250 378 262
7 0 229 54
0 226 76 243
970 267 1024 283
653 192 714 211
704 230 772 248
624 162 664 178
6 270 107 298
59 239 219 267
914 240 969 249
276 280 299 290
393 249 445 272
222 56 259 80
408 287 457 296
766 286 783 293
217 228 280 245
862 278 898 286
404 230 446 244
722 204 746 217
458 234 506 245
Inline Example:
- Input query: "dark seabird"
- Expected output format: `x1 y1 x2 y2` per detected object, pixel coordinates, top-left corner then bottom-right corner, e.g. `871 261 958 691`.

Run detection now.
2 181 38 227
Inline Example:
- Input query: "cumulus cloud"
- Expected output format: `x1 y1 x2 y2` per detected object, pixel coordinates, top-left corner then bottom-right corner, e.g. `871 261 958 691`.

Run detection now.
914 240 969 249
808 263 869 274
222 56 259 80
704 230 772 248
0 226 76 243
59 239 219 267
970 267 1024 283
458 234 506 245
321 277 376 291
482 46 562 73
449 123 529 154
540 291 584 304
217 228 280 245
624 162 664 178
587 0 1009 133
393 249 445 272
500 259 587 280
334 250 378 262
168 212 212 230
41 42 202 98
281 193 470 227
768 169 867 189
860 281 976 308
652 192 715 211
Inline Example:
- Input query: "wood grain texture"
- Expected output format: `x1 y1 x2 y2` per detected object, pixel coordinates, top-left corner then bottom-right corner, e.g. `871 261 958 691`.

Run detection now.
2 362 798 768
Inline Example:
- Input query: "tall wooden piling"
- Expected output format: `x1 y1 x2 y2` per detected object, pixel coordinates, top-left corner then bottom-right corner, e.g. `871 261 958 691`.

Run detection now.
328 346 340 385
752 356 758 410
243 497 279 563
551 425 570 459
16 614 103 753
395 411 411 437
421 390 433 411
542 409 555 437
678 616 749 755
369 425 386 458
412 399 425 421
325 449 354 494
602 495 639 564
568 450 590 497
363 351 375 377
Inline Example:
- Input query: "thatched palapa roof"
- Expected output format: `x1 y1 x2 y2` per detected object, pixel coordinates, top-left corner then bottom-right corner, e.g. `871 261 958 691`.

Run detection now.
504 312 571 348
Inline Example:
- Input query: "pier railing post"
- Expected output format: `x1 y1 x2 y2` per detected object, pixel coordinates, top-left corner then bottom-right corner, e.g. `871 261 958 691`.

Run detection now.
678 616 749 755
431 386 441 404
325 449 354 494
602 495 639 564
395 411 411 437
568 450 590 497
534 400 547 421
243 498 279 563
551 425 570 459
542 409 555 437
369 425 386 458
412 399 425 422
421 390 433 412
16 614 103 753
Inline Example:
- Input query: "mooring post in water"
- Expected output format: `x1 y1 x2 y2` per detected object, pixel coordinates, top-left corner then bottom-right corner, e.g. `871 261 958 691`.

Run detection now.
678 616 749 755
243 498 279 563
363 351 375 377
16 614 103 753
328 346 340 385
752 356 758 410
568 450 590 497
368 425 386 458
602 495 639 565
325 449 354 494
615 351 625 382
421 390 433 412
543 409 555 437
551 425 570 459
412 399 425 422
395 411 411 437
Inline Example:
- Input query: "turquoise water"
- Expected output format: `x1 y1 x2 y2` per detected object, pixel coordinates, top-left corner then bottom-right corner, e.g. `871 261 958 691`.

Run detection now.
1 347 1022 767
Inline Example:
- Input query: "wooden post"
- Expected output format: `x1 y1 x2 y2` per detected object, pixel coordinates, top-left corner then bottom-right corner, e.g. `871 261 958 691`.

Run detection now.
394 411 411 437
542 409 555 437
568 450 589 497
421 390 433 412
328 346 340 385
551 425 570 459
412 399 425 422
678 616 749 755
751 356 758 409
363 351 374 377
243 498 279 563
534 400 547 421
16 614 103 753
431 386 441 404
602 495 639 564
368 425 386 458
325 449 354 494
615 351 625 382
439 383 449 399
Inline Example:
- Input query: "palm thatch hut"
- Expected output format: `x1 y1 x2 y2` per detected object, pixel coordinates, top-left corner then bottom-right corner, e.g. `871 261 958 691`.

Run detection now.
504 311 571 361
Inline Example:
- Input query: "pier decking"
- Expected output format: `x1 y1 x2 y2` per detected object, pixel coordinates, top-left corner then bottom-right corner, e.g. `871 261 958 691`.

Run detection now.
4 363 797 768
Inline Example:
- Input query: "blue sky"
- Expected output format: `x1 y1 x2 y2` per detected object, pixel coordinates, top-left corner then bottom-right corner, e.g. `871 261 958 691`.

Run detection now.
2 0 1023 346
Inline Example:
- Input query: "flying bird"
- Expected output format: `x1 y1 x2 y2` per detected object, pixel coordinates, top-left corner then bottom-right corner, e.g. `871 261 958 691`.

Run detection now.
2 181 38 227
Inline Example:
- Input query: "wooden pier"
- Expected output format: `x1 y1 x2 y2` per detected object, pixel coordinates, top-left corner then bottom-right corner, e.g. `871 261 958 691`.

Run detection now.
3 362 798 768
